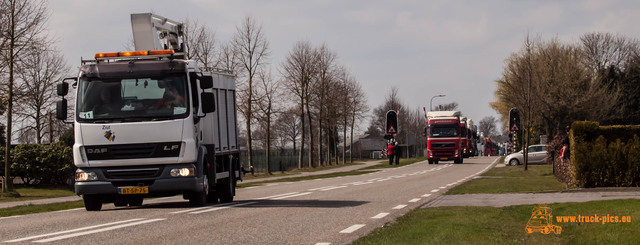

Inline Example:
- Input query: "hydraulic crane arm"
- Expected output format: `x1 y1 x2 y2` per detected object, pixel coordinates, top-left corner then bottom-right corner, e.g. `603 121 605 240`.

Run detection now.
130 13 185 55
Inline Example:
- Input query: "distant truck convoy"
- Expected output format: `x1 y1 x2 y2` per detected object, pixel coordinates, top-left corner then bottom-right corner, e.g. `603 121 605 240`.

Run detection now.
56 13 244 211
425 111 464 164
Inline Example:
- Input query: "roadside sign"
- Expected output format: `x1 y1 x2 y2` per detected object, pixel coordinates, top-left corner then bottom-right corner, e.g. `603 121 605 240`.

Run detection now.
511 122 520 132
386 110 398 135
509 108 521 132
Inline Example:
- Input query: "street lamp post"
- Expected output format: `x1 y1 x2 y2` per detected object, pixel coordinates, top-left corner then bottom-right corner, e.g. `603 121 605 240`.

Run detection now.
430 94 446 111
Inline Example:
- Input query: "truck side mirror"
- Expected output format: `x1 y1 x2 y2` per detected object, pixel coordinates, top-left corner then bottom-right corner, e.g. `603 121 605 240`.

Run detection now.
201 92 215 114
57 82 69 96
56 99 68 120
200 76 213 89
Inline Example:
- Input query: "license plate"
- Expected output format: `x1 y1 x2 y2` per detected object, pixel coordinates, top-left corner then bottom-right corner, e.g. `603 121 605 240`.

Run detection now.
441 158 448 161
118 187 148 195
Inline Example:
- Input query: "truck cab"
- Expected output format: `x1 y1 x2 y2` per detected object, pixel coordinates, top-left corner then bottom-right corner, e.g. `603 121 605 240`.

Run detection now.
56 13 242 211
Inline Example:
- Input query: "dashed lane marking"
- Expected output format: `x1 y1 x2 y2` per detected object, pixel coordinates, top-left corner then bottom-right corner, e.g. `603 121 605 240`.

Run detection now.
409 198 421 203
392 205 407 210
340 224 366 234
371 212 390 219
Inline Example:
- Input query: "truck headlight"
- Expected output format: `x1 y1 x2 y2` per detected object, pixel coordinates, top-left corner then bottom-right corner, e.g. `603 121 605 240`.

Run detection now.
170 168 194 177
76 171 97 181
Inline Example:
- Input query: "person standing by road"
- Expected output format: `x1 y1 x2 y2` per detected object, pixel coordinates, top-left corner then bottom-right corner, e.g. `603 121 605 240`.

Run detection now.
388 140 395 165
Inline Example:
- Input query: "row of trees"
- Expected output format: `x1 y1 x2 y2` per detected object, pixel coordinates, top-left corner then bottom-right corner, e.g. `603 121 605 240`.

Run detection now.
0 4 370 193
1 0 71 192
185 17 369 172
492 32 640 144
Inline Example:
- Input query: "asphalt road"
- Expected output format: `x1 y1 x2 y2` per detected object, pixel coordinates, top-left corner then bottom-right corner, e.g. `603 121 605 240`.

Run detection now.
0 157 498 245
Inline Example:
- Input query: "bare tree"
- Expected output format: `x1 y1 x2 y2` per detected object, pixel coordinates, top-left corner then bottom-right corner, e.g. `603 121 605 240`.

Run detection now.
1 0 49 192
184 18 218 70
478 116 498 138
281 41 317 168
345 70 368 163
312 43 337 166
218 41 239 72
433 102 458 111
14 42 70 144
274 107 301 153
232 16 270 169
254 69 282 174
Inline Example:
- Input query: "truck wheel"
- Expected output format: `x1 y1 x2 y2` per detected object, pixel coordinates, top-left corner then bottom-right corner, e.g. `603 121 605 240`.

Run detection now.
83 194 103 211
454 158 463 164
219 164 235 203
189 174 208 207
428 159 433 164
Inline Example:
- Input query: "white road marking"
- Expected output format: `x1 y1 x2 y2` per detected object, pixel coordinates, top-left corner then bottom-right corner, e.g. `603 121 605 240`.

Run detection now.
340 224 365 233
431 189 439 193
33 218 166 243
189 201 257 214
53 208 85 213
315 243 331 245
319 186 347 191
409 198 421 203
371 212 390 219
5 218 145 243
270 192 312 200
422 194 432 197
171 205 222 214
392 205 407 210
257 192 300 200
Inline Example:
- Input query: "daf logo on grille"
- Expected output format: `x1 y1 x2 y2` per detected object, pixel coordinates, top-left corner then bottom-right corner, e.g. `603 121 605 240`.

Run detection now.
87 148 108 154
163 145 179 151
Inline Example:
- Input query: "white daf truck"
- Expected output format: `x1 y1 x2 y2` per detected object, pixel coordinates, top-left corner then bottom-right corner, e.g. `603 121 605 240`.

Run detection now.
56 13 244 211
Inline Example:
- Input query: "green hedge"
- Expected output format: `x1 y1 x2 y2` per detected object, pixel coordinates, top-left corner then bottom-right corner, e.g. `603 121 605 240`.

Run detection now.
571 121 640 187
0 143 74 186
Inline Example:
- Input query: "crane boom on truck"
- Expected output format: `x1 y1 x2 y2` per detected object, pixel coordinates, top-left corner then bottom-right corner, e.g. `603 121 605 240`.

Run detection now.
56 13 244 211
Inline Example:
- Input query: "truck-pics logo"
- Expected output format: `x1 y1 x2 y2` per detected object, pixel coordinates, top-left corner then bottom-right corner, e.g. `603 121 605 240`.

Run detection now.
526 204 562 234
104 130 115 142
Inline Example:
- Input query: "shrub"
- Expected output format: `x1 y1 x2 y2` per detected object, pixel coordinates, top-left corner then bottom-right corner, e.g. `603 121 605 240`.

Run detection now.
570 121 640 187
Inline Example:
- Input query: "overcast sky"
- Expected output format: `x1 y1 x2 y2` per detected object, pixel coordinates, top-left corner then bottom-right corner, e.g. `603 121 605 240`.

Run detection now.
47 0 640 133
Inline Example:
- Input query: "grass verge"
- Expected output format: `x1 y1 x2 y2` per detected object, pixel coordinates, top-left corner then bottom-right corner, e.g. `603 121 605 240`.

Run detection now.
353 199 640 244
0 201 85 217
446 164 567 195
0 187 75 203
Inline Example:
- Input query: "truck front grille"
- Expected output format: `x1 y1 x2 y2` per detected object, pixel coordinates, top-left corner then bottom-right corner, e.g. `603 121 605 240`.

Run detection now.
104 167 163 179
431 142 456 148
85 142 181 160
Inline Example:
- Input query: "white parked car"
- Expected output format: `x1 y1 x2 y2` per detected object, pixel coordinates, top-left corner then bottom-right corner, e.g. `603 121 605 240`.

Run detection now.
504 144 547 166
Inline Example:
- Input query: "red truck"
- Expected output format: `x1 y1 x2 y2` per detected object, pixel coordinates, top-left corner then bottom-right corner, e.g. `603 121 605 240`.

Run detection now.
426 111 463 164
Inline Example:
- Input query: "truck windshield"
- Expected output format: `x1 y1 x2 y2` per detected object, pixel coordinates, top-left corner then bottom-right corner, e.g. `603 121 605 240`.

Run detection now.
429 124 459 137
76 75 189 122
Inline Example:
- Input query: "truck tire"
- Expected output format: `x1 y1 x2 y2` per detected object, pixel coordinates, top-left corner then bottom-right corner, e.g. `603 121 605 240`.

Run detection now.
219 162 235 203
83 194 103 211
454 158 463 164
189 174 208 207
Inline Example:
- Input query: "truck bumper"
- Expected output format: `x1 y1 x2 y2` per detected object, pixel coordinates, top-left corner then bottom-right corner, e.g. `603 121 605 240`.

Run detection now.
75 163 203 196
